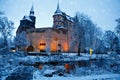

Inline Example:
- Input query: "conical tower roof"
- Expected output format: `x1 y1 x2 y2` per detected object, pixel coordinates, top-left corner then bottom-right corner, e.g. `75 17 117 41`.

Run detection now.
54 0 63 15
29 4 34 16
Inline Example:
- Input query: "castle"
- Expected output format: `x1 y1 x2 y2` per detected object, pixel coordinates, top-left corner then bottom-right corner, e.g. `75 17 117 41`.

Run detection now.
16 3 78 53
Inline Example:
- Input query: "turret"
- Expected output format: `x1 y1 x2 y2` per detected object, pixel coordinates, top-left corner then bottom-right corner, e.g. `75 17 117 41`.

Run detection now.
53 1 64 28
16 4 36 34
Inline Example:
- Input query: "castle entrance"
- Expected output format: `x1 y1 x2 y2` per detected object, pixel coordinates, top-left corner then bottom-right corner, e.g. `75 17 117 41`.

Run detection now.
27 45 34 52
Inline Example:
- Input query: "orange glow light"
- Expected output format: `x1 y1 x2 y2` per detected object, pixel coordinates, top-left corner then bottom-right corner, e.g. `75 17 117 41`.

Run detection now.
39 45 45 51
51 41 57 52
38 42 46 51
63 42 68 52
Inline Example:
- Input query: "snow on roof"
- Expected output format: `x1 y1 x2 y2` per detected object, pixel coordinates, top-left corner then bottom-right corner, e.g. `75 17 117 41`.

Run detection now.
29 13 34 16
54 11 74 22
54 0 63 15
66 15 74 22
22 15 32 22
54 2 74 22
54 9 63 15
57 26 65 29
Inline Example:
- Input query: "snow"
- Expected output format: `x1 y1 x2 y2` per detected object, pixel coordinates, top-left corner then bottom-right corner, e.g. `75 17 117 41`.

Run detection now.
43 69 56 75
0 52 26 80
54 9 63 15
54 8 74 22
22 15 32 22
29 13 34 16
57 26 65 29
66 15 74 22
33 74 120 80
1 52 120 80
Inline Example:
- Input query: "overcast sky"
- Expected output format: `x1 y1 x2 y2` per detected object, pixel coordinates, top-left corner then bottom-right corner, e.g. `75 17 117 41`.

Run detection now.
0 0 120 34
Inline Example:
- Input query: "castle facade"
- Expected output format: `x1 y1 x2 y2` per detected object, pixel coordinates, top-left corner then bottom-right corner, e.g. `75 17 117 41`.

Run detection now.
16 3 78 53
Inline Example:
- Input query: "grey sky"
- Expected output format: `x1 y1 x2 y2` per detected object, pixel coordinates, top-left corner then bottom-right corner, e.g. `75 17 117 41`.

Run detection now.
0 0 120 34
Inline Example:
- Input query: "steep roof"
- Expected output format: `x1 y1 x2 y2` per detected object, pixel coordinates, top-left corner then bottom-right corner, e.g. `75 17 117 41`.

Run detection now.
54 1 74 22
54 1 63 15
22 15 32 22
29 4 34 16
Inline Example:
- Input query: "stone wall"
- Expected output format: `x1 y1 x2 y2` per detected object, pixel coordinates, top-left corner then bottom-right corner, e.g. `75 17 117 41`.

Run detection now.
26 28 74 52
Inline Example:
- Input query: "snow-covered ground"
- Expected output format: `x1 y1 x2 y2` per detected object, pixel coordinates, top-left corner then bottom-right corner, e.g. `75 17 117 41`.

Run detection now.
0 51 26 80
0 52 120 80
21 53 97 63
33 74 120 80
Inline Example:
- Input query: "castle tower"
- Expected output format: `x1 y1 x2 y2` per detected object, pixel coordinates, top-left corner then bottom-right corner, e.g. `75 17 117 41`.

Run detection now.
16 5 36 34
53 1 65 28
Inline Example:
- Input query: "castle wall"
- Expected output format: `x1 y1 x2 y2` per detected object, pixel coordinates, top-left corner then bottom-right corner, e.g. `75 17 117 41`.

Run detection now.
16 4 79 53
26 28 72 52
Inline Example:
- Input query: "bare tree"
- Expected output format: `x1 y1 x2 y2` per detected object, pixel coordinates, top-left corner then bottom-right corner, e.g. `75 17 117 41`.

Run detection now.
114 18 120 52
14 31 30 51
103 30 116 52
115 18 120 36
71 12 100 54
0 16 14 51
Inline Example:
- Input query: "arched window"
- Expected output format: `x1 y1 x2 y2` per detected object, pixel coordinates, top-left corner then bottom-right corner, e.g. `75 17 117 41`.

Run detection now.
39 43 46 52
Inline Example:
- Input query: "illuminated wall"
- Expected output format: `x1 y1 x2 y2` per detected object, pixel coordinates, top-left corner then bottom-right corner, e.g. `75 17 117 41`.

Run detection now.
26 28 77 52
